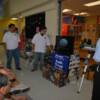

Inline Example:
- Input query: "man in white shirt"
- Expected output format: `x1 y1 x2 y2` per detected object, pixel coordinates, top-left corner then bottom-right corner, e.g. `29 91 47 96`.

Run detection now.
3 24 21 70
31 26 51 71
93 39 100 62
92 38 100 100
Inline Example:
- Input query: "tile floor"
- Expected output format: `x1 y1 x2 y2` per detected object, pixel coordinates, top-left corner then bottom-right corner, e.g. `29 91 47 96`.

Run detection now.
0 45 93 100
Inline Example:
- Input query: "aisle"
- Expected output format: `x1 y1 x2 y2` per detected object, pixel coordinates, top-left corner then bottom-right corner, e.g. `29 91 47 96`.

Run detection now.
0 45 93 100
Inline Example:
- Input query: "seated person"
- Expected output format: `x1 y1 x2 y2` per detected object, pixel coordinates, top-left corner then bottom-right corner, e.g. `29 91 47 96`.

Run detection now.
0 61 19 88
0 73 27 100
0 61 30 94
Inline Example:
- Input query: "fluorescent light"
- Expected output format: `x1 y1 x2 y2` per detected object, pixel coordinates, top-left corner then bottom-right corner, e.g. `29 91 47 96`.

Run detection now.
84 0 100 7
62 9 72 13
73 12 90 16
80 12 90 16
19 16 23 18
80 12 88 15
74 13 80 16
11 18 18 20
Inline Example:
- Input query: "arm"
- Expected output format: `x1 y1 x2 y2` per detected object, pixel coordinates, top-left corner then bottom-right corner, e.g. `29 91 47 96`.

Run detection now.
3 43 7 52
31 35 37 52
32 43 35 52
2 33 7 51
93 39 100 62
46 35 52 53
46 45 52 53
18 34 20 43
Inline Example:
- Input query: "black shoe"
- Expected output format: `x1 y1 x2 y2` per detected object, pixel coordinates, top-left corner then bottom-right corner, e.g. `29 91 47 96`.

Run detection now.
16 67 22 70
40 68 43 71
7 67 12 70
31 69 36 72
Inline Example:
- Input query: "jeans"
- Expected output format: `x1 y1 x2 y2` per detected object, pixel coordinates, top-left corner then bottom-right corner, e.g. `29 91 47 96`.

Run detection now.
33 52 45 70
6 48 20 69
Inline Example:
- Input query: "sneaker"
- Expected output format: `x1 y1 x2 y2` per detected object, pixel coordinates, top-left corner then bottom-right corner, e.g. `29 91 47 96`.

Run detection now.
7 67 12 70
40 68 43 71
31 69 36 72
16 67 22 70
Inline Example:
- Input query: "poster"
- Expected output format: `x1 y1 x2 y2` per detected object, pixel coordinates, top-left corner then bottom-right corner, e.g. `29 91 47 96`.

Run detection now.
51 53 69 73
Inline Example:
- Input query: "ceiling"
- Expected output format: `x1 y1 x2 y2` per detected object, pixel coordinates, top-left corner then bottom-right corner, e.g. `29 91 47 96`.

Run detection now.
62 0 100 16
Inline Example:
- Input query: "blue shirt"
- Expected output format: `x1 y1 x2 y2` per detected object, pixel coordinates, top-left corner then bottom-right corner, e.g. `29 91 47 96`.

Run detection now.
93 38 100 62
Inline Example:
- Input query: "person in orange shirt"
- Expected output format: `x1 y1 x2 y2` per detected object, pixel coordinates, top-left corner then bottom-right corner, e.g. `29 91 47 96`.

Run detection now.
19 29 25 50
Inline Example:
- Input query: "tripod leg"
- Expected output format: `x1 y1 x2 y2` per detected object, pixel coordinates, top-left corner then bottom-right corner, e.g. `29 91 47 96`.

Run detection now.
77 65 88 93
77 74 85 93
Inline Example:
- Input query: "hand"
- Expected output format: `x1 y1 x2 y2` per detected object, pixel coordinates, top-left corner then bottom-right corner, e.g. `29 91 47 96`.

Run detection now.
11 95 27 100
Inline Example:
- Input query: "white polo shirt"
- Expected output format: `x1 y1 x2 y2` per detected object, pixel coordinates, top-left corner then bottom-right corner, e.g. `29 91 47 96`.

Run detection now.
93 38 100 62
32 33 50 53
3 31 20 50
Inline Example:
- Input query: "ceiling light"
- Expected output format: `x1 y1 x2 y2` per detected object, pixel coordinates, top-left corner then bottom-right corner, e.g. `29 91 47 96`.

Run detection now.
62 9 72 13
73 12 90 16
11 18 18 20
80 12 90 16
73 13 80 16
19 16 23 18
80 12 88 15
84 0 100 7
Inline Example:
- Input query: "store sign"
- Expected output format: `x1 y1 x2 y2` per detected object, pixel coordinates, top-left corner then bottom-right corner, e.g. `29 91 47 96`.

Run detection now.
51 53 69 72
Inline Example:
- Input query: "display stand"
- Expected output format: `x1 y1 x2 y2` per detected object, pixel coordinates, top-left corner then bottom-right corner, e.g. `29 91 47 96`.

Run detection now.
42 52 70 87
43 52 80 87
51 52 70 87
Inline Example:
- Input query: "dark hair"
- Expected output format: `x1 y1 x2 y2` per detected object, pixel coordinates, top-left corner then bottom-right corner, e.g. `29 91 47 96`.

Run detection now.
40 26 47 31
8 24 15 28
0 73 8 88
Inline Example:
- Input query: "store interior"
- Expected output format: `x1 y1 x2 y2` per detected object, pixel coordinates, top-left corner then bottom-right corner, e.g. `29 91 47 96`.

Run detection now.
61 0 100 80
0 0 100 99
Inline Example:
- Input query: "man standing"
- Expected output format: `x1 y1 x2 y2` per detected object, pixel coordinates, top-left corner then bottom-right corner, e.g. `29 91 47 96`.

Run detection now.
3 24 21 70
31 26 51 71
92 38 100 100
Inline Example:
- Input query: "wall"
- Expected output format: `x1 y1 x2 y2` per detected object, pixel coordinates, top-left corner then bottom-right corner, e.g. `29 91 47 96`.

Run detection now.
85 16 97 25
8 0 58 45
3 0 9 18
0 18 24 42
0 19 17 42
18 18 25 33
82 16 98 45
46 9 57 45
20 1 58 45
9 0 53 16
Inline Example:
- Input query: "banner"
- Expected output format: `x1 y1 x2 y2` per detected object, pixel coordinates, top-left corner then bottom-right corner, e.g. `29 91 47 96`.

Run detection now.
51 53 69 73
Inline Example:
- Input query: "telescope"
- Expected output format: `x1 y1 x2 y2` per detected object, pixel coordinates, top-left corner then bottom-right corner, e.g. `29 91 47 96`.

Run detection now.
77 45 95 93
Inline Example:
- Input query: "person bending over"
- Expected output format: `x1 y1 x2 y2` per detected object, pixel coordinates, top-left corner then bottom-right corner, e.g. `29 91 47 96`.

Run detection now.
0 73 27 100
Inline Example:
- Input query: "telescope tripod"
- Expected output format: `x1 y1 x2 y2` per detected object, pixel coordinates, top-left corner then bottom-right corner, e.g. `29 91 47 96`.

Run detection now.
77 53 91 93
